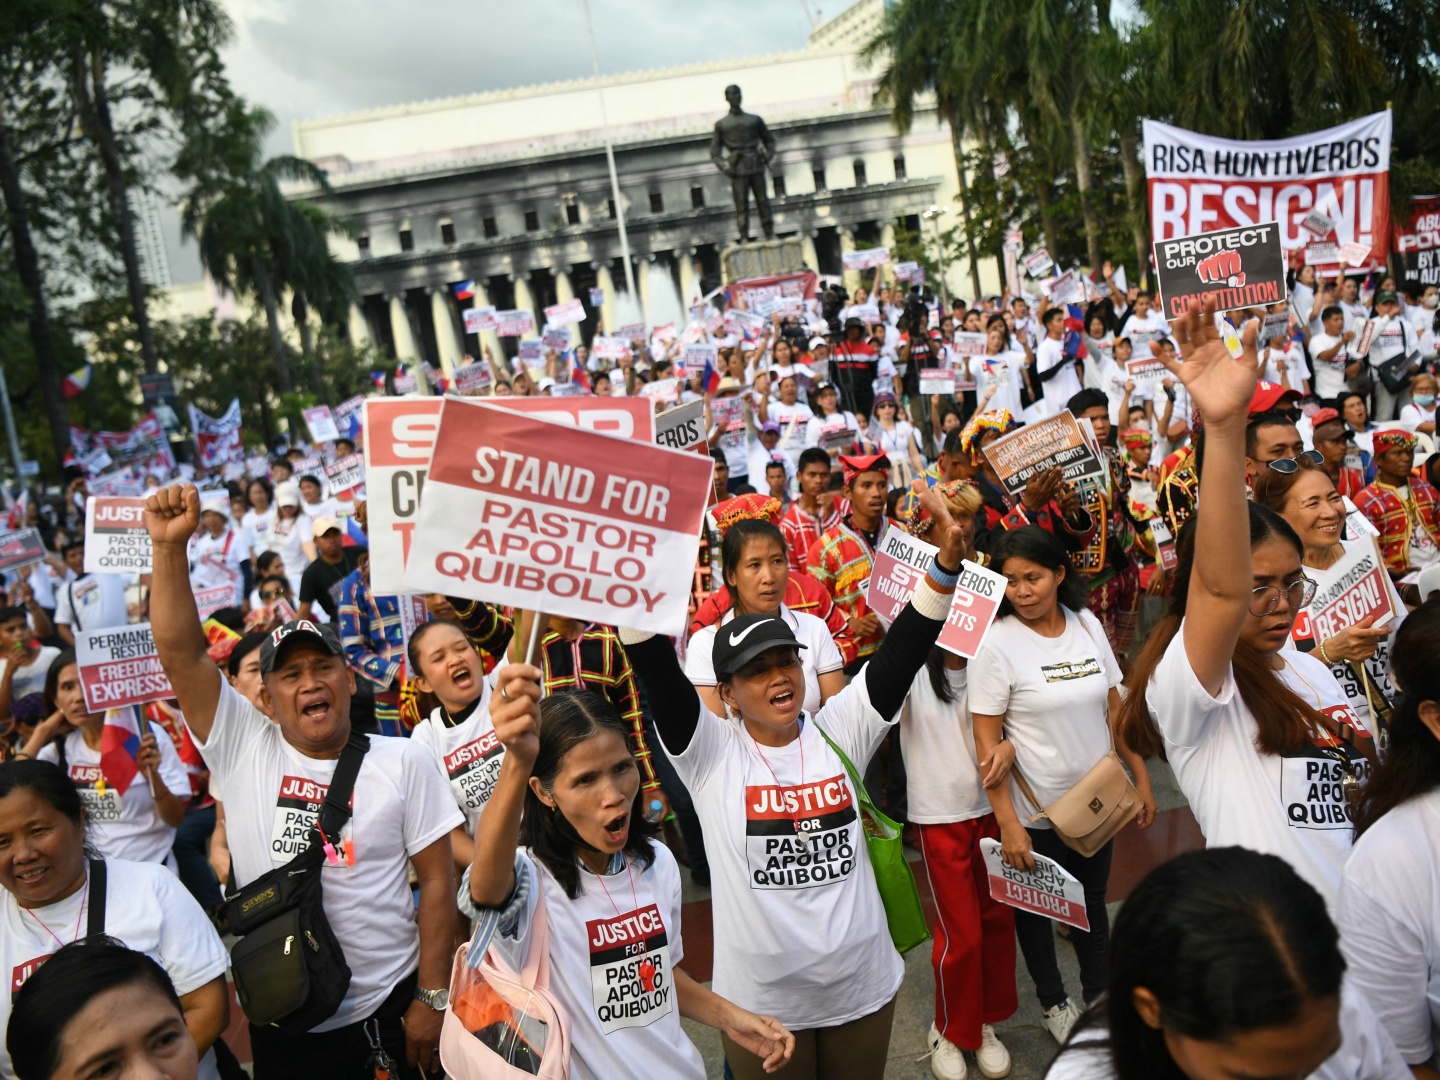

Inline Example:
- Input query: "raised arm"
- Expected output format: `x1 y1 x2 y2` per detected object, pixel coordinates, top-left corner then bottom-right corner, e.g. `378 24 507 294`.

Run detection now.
620 632 704 754
1158 299 1261 696
144 485 222 742
466 662 541 907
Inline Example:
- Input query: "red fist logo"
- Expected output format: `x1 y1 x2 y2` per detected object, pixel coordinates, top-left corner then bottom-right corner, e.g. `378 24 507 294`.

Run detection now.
1196 250 1246 288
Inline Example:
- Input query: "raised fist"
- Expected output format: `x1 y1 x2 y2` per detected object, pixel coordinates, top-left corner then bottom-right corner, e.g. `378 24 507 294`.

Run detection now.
1196 250 1246 288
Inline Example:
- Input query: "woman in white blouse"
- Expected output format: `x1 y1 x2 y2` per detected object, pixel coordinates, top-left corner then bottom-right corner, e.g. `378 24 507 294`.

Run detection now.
869 392 925 486
265 481 315 595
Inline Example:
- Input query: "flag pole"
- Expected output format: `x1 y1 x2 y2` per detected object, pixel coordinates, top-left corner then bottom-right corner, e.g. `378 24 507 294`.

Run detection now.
0 365 26 488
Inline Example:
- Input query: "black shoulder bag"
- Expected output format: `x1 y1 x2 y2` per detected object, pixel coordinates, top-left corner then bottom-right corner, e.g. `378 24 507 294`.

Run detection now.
218 732 369 1034
85 858 107 936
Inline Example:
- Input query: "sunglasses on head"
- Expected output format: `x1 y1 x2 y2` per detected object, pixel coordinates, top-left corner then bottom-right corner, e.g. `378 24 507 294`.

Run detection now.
1266 449 1325 474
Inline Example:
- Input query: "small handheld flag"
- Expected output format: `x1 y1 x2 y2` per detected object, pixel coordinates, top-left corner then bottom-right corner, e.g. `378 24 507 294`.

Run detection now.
99 705 144 795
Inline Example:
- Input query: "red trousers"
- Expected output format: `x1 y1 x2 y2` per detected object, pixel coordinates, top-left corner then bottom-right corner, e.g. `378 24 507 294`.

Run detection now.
914 816 1018 1049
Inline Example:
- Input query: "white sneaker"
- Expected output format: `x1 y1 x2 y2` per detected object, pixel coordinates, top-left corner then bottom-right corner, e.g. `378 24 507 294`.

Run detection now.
975 1024 1012 1078
1041 999 1081 1045
927 1023 967 1080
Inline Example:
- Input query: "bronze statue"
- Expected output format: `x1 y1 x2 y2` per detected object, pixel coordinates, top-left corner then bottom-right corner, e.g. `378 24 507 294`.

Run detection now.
710 84 776 242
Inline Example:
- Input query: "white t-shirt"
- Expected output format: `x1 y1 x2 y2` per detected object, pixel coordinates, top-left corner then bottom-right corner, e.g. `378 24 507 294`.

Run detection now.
409 686 503 838
302 496 343 520
805 411 860 452
872 420 919 461
53 573 133 633
1309 331 1351 399
685 605 844 716
658 672 904 1029
38 721 190 866
1044 982 1407 1080
243 506 277 554
1036 337 1081 415
193 682 463 1031
494 845 705 1080
974 352 1026 419
8 645 59 701
1117 310 1169 350
1338 787 1440 1065
0 858 230 1080
899 665 990 825
1400 401 1437 432
267 513 315 592
770 402 814 466
187 529 246 605
968 609 1121 826
1148 633 1361 912
1261 342 1310 389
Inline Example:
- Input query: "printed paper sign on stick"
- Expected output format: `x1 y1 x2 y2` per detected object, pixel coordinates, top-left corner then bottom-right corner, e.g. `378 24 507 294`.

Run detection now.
0 529 47 573
1153 222 1288 317
952 332 987 357
918 369 955 396
980 838 1090 931
980 410 1107 499
841 247 891 271
653 400 707 453
84 498 151 574
463 306 498 334
1023 250 1055 277
302 406 340 444
1306 542 1394 643
453 362 493 396
1149 520 1179 571
75 624 173 713
936 560 1006 659
1339 241 1373 268
495 309 536 337
1306 242 1342 266
1300 210 1337 238
544 298 586 327
324 454 365 494
865 530 938 626
402 399 712 635
1125 357 1170 389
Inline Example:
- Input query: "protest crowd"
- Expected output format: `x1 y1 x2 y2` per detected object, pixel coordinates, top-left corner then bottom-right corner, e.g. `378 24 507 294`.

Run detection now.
3 214 1440 1080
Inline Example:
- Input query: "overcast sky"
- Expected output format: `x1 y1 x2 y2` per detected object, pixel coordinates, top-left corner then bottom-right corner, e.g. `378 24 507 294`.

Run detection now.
162 0 818 282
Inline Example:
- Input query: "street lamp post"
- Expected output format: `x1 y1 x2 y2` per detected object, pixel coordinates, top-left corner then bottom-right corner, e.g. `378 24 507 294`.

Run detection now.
922 204 950 310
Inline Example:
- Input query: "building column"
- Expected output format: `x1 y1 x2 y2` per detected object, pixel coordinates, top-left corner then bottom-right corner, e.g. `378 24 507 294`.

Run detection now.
637 256 653 325
347 302 371 348
595 262 616 332
512 272 536 334
839 229 860 292
678 248 699 309
429 286 463 376
554 267 574 305
470 279 503 362
388 293 418 363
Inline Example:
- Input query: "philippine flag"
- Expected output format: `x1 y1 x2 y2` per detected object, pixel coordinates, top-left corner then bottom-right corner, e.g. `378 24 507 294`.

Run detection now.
343 514 368 547
369 371 387 391
701 356 721 394
99 705 144 796
569 353 591 392
452 280 476 301
62 364 93 398
1063 304 1088 362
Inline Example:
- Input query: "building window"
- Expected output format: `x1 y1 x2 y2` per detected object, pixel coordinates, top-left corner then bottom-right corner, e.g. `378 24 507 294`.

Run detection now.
691 186 705 209
524 210 539 232
565 201 580 226
650 191 664 213
399 228 413 252
813 167 827 192
440 221 456 245
893 155 907 180
607 198 616 220
853 161 867 187
772 174 786 198
357 233 370 257
482 216 498 238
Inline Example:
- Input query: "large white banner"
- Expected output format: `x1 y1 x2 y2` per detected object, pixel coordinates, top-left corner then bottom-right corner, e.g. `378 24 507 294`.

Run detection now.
1143 111 1391 268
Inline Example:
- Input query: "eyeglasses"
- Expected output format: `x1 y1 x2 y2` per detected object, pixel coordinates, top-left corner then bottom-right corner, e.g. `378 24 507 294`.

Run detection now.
1249 578 1318 616
259 588 288 601
1266 449 1325 474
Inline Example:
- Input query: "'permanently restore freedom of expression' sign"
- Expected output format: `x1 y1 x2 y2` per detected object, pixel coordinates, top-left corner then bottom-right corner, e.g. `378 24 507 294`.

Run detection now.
76 623 173 712
402 400 712 634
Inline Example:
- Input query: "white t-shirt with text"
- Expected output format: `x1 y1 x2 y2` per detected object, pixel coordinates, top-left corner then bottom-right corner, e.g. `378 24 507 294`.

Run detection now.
685 606 844 717
409 684 503 837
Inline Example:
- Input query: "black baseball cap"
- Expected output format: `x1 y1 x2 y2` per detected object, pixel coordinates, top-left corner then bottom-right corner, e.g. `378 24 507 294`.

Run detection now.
712 614 808 679
259 619 343 674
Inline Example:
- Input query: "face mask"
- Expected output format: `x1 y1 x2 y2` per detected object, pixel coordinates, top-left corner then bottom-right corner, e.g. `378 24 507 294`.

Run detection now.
1414 394 1436 407
1425 296 1439 309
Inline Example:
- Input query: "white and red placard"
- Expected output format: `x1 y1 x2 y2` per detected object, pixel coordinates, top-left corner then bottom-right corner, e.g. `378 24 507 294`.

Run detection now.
936 560 1007 659
1306 540 1395 643
544 298 586 328
517 339 545 368
918 369 955 396
842 246 891 271
1300 210 1337 238
1044 269 1085 305
393 372 419 394
865 530 938 626
84 497 151 574
188 400 243 470
194 586 237 620
541 327 572 351
363 397 657 594
614 322 647 341
1125 356 1170 389
1306 241 1342 266
290 455 323 478
453 361 493 395
401 399 713 634
324 453 365 494
302 405 340 444
591 336 630 360
682 344 717 373
640 378 680 404
0 528 46 573
1339 241 1373 268
980 838 1090 931
952 331 987 357
333 395 365 440
1144 111 1391 268
494 309 536 337
75 623 173 713
1149 519 1179 571
463 306 498 334
1023 249 1055 277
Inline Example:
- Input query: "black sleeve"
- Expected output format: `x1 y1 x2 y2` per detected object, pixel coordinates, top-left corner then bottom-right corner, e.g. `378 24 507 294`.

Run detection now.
1036 357 1071 383
863 599 947 721
298 562 321 604
622 635 702 755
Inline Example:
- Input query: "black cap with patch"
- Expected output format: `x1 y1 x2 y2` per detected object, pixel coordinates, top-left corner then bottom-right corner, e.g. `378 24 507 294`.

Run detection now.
259 619 343 674
711 613 807 680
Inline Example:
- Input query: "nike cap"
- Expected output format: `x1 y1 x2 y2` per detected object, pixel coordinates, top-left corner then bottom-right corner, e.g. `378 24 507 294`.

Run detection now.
259 619 343 674
712 613 808 680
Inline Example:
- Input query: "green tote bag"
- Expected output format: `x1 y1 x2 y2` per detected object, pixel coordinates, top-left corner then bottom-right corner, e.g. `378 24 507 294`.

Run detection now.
813 722 931 954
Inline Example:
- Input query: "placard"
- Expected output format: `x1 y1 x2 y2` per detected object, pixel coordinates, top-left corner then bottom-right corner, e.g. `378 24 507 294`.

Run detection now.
401 400 712 634
1044 270 1085 305
614 323 647 341
84 498 151 574
1300 210 1337 238
0 529 47 573
544 298 586 327
494 309 536 337
1149 519 1179 571
817 422 858 450
1125 357 1170 389
654 400 707 452
1023 250 1055 277
324 453 365 494
1305 241 1342 266
517 339 545 367
952 332 987 357
463 306 498 334
1307 541 1394 643
75 623 173 713
290 455 323 479
842 247 891 271
936 560 1007 659
333 395 365 440
640 378 680 404
541 327 572 350
980 410 1107 498
864 530 938 625
893 261 920 281
918 369 955 396
1153 222 1288 317
453 361 493 395
1339 241 1372 268
194 586 237 620
302 406 339 444
980 838 1090 931
393 372 418 394
591 336 630 360
1259 312 1292 344
589 287 605 308
682 344 717 373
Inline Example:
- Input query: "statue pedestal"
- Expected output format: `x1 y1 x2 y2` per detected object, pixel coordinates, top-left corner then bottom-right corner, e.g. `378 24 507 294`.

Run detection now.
721 237 807 281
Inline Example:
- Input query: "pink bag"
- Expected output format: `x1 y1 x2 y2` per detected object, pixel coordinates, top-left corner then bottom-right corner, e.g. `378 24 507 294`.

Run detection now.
440 888 570 1078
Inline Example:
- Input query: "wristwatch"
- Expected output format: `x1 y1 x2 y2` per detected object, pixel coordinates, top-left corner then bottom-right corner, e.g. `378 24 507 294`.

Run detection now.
414 987 449 1011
